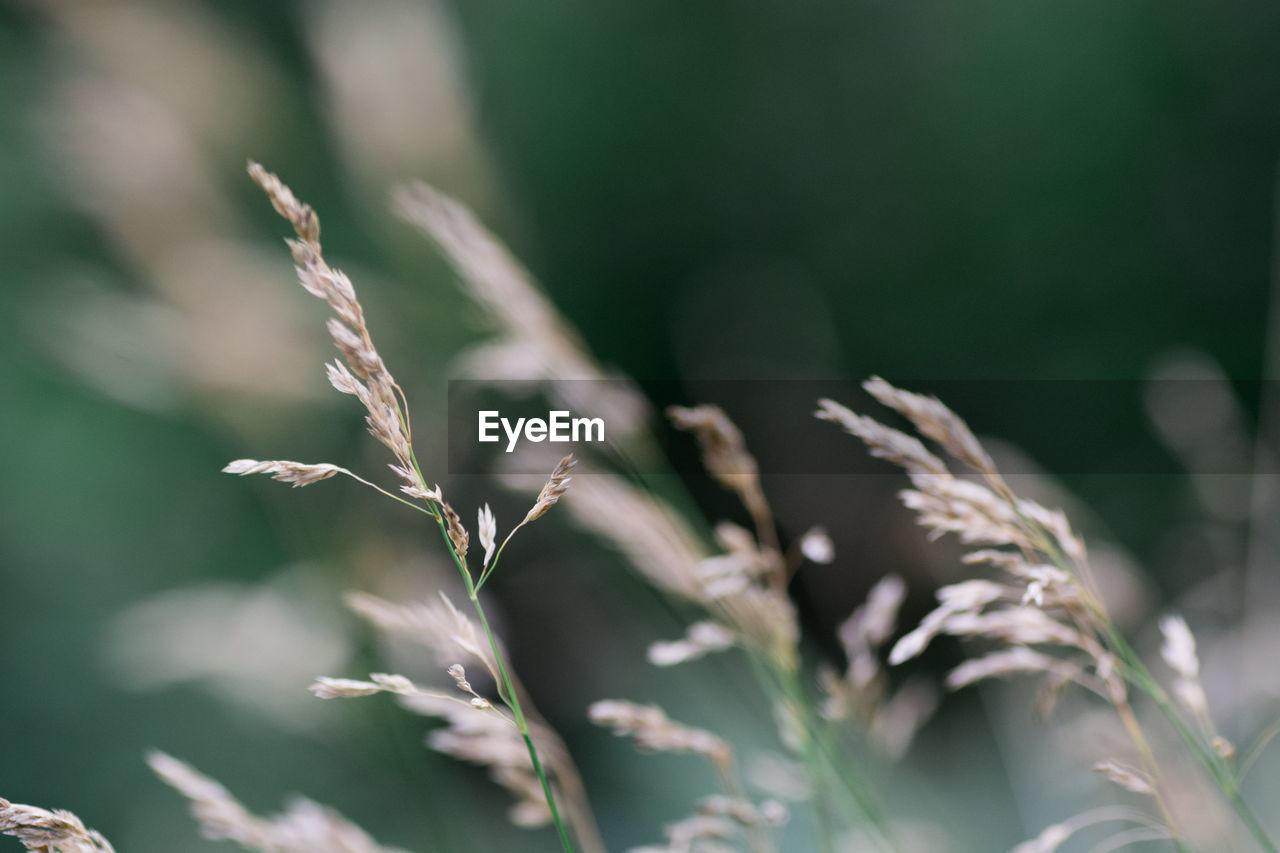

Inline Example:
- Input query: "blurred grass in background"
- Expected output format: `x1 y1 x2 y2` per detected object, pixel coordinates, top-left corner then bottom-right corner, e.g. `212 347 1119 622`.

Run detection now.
1 0 1279 850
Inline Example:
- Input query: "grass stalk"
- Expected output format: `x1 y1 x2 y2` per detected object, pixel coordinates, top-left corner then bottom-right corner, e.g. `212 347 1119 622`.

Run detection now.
411 446 576 853
434 505 576 853
1044 527 1277 853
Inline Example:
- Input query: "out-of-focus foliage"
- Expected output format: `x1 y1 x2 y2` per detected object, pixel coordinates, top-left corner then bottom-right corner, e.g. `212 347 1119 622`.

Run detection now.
1 0 1278 850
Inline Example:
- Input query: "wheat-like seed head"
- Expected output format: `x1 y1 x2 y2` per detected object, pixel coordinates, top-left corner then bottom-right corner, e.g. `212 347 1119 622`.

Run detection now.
222 458 347 487
861 376 1001 483
647 620 737 667
523 454 576 524
400 692 564 829
815 397 948 478
1158 614 1211 721
148 752 408 853
478 503 497 568
344 590 501 683
588 700 733 772
666 405 759 496
247 161 320 244
821 380 1103 698
393 182 649 440
440 500 469 559
1093 761 1156 796
309 672 417 699
553 465 707 602
242 163 425 503
0 800 116 853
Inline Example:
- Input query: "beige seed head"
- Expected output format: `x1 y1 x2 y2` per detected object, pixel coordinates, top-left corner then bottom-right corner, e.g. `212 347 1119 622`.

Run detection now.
862 376 999 478
647 620 737 667
344 591 501 682
1093 761 1156 796
0 800 115 853
945 647 1071 690
310 677 385 699
441 501 469 559
1011 823 1072 853
448 663 472 691
588 700 733 770
309 673 418 699
149 751 407 852
798 526 835 564
247 161 320 244
247 163 422 502
478 503 498 568
1158 614 1200 680
223 458 346 488
815 397 948 477
667 404 758 491
524 454 576 523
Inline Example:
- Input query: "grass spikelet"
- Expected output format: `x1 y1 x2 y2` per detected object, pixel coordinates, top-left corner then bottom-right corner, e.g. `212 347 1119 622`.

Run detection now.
814 398 947 478
147 752 407 853
821 376 1279 851
244 161 423 502
553 467 707 601
524 454 576 524
647 620 737 667
213 164 598 853
441 500 470 559
392 182 648 437
478 503 497 568
589 700 733 769
860 376 1000 484
668 405 780 576
246 161 319 244
344 590 501 688
0 800 116 853
222 458 345 487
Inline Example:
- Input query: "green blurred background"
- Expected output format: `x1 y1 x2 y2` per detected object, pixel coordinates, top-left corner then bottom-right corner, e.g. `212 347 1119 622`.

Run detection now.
2 0 1279 850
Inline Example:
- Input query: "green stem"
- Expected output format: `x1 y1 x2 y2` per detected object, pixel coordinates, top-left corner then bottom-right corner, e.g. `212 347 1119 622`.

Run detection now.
1104 625 1276 853
1029 522 1276 853
774 665 900 853
1239 717 1280 783
475 530 516 592
420 486 577 853
470 591 576 853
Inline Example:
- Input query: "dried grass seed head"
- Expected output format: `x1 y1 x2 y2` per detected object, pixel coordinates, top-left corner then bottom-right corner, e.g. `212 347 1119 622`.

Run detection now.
309 673 418 700
861 376 1000 481
345 590 500 680
815 397 948 477
247 161 319 244
1159 613 1211 720
524 454 576 523
798 526 835 564
0 800 116 853
403 693 562 830
223 458 346 488
440 500 469 559
588 700 733 770
1093 761 1156 796
393 182 649 439
667 404 759 493
557 468 706 601
647 620 737 667
148 751 407 853
246 163 423 502
478 503 497 567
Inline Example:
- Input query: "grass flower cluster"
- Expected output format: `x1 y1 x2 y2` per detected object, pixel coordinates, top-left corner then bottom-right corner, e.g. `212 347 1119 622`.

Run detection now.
4 163 1277 853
